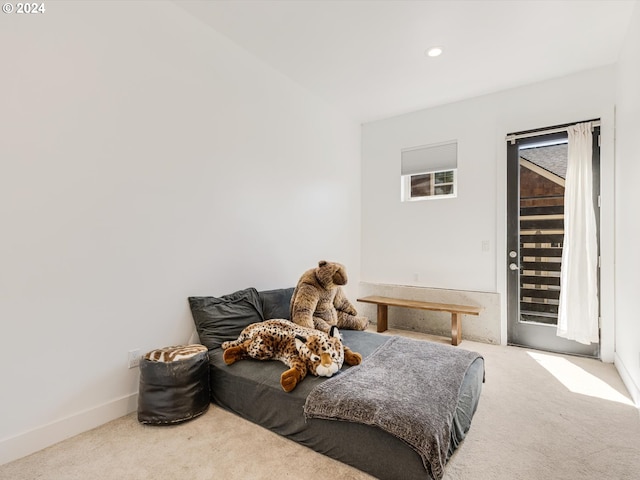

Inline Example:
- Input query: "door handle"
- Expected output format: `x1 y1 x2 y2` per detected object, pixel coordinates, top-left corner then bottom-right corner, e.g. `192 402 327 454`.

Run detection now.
509 263 519 271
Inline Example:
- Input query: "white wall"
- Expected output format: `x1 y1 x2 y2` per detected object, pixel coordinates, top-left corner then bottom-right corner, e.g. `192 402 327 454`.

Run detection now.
361 67 616 358
614 2 640 405
0 1 361 463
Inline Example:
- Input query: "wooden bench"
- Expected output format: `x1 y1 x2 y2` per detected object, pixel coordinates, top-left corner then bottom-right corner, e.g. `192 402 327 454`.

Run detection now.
357 295 482 346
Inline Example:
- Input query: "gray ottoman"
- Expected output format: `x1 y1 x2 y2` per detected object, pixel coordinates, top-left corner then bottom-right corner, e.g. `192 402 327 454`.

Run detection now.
137 344 210 425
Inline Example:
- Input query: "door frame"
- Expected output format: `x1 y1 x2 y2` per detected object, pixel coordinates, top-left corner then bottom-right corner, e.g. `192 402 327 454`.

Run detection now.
506 124 601 358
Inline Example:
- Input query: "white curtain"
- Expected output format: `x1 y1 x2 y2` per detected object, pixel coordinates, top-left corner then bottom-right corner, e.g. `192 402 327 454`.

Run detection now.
557 122 599 344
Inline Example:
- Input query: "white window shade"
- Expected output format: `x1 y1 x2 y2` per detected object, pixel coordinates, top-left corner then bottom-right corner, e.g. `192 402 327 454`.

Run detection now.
401 141 457 175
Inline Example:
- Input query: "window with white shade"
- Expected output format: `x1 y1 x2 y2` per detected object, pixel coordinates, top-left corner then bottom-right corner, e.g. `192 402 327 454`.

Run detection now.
401 140 457 201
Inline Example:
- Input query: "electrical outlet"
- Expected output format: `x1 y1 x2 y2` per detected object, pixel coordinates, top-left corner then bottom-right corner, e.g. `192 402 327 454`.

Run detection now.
128 349 141 369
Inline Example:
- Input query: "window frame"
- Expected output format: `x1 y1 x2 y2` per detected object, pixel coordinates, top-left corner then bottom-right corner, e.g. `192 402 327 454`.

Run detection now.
401 167 458 201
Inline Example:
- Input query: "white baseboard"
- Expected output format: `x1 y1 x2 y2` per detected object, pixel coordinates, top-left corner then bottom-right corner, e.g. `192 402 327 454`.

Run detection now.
0 393 138 466
614 353 640 408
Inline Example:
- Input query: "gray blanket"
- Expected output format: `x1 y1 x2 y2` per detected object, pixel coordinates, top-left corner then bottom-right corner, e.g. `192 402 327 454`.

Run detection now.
304 336 483 480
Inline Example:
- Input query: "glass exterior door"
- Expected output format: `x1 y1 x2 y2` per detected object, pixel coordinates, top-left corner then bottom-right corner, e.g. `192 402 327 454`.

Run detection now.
506 127 600 357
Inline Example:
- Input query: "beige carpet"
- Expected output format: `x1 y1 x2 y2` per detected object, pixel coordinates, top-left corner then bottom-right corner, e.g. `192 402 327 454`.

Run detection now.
2 330 639 480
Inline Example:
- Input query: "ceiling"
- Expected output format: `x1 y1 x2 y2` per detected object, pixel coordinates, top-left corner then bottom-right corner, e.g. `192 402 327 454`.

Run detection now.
175 0 637 124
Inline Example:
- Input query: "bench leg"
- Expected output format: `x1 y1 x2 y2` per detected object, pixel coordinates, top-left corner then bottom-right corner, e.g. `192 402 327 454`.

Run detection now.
451 313 462 346
376 305 388 333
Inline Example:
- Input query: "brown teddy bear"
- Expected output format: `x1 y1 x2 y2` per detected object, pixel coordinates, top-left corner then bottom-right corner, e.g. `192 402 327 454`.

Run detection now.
290 260 369 333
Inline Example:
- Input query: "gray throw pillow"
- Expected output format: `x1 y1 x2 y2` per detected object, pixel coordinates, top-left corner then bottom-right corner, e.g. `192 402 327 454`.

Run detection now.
188 288 264 350
259 287 295 320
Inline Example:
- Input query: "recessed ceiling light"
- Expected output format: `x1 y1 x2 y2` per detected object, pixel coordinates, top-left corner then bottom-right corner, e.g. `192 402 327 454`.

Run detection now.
426 47 443 57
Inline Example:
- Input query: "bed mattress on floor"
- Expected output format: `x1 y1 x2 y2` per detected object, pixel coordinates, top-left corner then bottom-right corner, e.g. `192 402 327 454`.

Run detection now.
209 330 484 480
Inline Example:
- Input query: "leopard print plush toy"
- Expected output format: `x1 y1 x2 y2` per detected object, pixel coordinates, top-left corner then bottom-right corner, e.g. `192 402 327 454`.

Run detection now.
221 319 362 392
